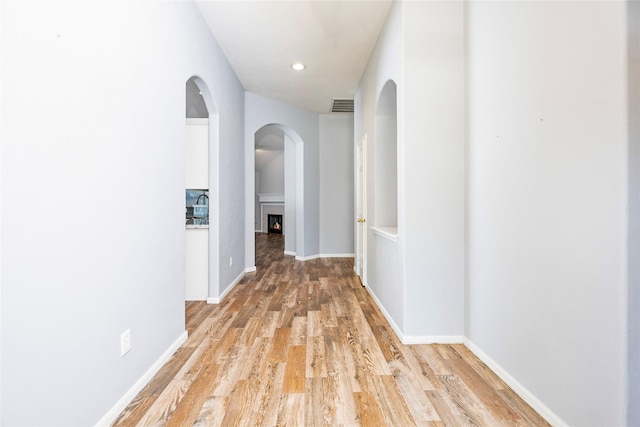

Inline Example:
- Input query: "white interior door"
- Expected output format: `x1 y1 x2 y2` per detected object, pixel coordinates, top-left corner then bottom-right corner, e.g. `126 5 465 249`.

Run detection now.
356 134 367 284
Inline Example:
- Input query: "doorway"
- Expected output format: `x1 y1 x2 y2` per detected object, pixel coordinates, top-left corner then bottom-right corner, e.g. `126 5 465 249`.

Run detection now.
185 76 219 302
253 124 304 263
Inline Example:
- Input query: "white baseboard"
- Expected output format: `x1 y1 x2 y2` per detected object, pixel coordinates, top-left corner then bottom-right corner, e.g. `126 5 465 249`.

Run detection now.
245 266 257 273
362 283 406 342
319 253 354 258
463 338 569 427
284 250 296 256
295 254 320 261
403 335 464 345
294 253 355 261
95 331 188 427
363 286 564 426
363 283 462 346
207 270 246 304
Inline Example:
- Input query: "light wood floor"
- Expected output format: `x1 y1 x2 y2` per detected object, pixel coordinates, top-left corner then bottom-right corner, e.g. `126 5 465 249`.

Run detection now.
113 233 549 426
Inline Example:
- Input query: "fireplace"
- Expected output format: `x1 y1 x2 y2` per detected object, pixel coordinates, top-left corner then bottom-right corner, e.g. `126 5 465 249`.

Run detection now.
268 214 283 234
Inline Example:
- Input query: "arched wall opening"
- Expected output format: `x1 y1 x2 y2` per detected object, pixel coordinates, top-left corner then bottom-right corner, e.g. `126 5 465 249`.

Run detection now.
252 123 304 261
254 125 284 237
374 80 398 231
185 76 220 300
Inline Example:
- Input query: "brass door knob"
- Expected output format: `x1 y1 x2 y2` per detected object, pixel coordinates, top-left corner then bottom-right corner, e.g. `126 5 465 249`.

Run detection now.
357 218 366 223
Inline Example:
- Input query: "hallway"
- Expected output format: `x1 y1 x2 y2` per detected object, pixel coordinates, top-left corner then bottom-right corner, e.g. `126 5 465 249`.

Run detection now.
113 233 548 426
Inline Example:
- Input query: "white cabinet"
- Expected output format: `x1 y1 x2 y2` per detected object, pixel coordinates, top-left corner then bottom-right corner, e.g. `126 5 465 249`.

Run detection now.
185 118 209 300
186 118 209 189
185 228 208 301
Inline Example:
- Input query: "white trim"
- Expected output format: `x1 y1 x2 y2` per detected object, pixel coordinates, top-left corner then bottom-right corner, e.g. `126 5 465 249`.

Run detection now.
185 224 209 229
257 193 284 203
463 338 569 427
207 270 246 304
245 266 257 273
364 282 462 345
362 276 565 426
284 250 296 256
295 254 320 261
208 112 221 310
362 283 405 342
185 118 208 125
371 226 399 242
403 335 464 345
318 253 354 258
294 253 355 261
95 331 188 427
355 133 368 289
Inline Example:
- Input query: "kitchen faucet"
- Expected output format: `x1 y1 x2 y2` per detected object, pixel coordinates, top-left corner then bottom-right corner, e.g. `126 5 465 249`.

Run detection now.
196 194 209 205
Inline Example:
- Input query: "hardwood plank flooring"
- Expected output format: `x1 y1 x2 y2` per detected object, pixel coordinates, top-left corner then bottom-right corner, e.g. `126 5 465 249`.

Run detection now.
113 233 549 426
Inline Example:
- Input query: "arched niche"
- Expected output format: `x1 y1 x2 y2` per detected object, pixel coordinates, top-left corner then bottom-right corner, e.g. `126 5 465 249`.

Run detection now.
374 80 398 231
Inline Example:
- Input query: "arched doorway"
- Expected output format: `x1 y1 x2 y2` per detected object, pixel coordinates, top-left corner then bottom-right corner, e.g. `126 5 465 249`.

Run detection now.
252 124 304 262
185 76 219 301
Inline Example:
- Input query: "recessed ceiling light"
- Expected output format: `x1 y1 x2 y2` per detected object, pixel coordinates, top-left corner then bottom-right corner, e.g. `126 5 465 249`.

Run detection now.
291 62 306 71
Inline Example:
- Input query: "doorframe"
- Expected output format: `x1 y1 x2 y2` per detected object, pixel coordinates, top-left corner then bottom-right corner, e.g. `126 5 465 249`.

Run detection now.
247 124 305 268
185 76 219 301
356 133 368 285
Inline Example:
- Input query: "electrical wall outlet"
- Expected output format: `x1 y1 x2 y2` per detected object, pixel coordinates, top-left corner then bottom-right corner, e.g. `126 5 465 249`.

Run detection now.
229 256 233 267
120 329 131 357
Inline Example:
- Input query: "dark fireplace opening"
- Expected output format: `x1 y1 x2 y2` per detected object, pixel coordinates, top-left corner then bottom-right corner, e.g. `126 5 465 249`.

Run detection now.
268 214 283 234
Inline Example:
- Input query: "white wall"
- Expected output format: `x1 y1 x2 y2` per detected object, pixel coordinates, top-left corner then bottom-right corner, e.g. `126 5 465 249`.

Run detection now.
357 1 636 424
466 2 628 425
374 109 398 228
319 114 354 255
355 0 404 332
0 3 3 420
0 1 244 425
284 134 297 253
355 0 465 340
255 174 261 231
213 63 246 296
257 151 284 193
628 1 640 425
403 1 465 338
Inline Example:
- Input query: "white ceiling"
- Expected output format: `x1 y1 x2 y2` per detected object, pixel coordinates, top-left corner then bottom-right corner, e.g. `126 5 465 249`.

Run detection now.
195 0 392 114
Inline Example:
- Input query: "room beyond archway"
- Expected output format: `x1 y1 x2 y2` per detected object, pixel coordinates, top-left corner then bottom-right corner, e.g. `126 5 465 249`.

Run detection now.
253 124 304 261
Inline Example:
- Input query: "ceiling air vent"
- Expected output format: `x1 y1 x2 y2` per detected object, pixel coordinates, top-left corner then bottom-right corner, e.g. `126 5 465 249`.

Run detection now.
331 98 354 113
